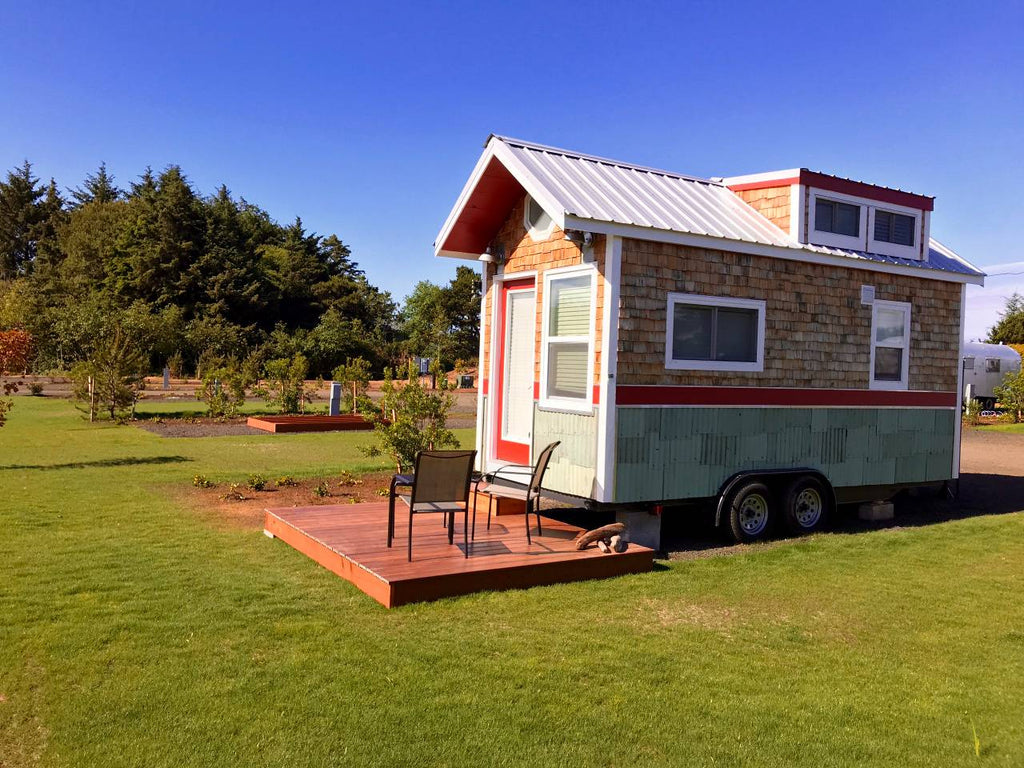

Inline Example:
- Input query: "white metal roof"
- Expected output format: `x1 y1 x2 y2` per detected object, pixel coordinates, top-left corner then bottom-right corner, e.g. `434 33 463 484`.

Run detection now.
435 136 985 284
498 136 794 247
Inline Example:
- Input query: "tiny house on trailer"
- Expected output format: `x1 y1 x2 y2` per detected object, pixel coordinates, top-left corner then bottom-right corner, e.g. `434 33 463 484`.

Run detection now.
434 136 985 545
962 341 1022 409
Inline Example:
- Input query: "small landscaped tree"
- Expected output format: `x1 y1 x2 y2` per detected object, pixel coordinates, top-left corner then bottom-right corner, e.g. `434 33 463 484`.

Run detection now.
259 353 313 414
71 326 147 421
197 357 253 417
364 361 459 472
332 356 373 414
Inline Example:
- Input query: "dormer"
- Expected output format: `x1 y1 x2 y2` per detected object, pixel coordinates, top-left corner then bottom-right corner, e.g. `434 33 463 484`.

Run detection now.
721 169 934 261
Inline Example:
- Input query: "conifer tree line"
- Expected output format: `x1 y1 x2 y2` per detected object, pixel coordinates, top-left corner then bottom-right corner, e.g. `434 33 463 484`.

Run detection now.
0 161 480 377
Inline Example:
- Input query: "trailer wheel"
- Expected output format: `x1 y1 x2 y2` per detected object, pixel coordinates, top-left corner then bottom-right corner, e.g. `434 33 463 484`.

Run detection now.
725 480 774 543
782 476 830 535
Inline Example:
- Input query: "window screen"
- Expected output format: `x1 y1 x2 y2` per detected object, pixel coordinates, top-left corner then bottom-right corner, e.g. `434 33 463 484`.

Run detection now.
874 210 915 246
815 198 860 237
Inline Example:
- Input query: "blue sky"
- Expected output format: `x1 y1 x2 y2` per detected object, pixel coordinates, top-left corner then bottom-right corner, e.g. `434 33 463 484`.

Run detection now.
1 0 1021 337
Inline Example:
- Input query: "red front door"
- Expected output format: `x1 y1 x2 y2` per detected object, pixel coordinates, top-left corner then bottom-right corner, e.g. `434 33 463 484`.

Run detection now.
495 278 535 464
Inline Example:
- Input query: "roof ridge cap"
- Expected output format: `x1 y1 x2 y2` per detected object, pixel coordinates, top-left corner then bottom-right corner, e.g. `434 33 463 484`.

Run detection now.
491 135 721 186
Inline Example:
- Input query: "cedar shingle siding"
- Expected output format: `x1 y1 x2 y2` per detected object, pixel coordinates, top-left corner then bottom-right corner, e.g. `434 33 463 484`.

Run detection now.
482 197 605 389
734 186 791 233
617 238 960 391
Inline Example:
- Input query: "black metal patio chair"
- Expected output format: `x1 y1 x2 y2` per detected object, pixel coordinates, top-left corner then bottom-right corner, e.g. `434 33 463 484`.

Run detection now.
474 441 560 545
387 449 477 562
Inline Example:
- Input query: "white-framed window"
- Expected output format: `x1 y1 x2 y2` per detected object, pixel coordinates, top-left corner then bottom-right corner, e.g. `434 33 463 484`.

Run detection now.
540 265 595 412
524 195 555 242
870 300 911 390
665 293 766 372
868 205 922 259
808 190 867 249
815 197 861 237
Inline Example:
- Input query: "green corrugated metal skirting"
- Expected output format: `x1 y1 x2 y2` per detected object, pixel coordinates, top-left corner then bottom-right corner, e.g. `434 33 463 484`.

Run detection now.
615 407 955 503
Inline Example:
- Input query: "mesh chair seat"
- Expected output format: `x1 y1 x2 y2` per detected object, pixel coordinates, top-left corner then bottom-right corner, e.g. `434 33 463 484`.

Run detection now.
386 449 476 561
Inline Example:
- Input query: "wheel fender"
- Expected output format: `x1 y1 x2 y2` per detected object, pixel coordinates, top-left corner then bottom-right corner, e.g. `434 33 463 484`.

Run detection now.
714 468 835 528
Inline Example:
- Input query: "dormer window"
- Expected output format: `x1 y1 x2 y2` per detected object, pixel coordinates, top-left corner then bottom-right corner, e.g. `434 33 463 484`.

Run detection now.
815 198 860 237
873 210 915 247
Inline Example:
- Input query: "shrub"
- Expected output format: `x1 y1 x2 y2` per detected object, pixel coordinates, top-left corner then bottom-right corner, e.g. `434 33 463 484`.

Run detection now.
962 398 982 427
258 354 314 414
364 361 459 472
246 473 268 491
193 474 214 489
197 356 251 418
275 475 298 487
28 382 44 396
0 329 33 374
993 368 1024 423
338 470 362 487
311 481 331 498
222 483 247 501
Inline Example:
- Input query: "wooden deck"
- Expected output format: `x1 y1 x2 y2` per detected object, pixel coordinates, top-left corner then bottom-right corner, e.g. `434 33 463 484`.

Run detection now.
247 414 374 433
263 502 654 607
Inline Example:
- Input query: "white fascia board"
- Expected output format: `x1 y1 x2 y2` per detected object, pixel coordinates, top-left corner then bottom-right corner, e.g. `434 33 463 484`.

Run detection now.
594 236 621 504
433 141 501 257
953 283 966 479
490 140 568 231
437 249 483 261
719 169 802 186
562 215 985 286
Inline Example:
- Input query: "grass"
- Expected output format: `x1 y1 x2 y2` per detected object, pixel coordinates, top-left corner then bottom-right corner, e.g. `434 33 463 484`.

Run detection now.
2 398 1023 766
975 421 1024 434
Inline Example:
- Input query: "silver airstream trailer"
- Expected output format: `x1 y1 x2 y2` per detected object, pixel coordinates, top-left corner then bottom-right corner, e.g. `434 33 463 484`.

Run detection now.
963 341 1022 408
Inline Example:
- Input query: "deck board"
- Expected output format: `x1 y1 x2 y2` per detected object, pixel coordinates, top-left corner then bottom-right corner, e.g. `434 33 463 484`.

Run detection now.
264 502 654 607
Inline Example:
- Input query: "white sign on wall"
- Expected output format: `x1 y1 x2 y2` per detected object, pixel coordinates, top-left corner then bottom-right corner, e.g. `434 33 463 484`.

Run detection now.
860 285 875 306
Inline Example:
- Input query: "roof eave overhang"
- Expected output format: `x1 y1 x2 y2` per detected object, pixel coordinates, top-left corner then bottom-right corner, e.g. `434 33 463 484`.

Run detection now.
433 137 568 258
562 214 985 286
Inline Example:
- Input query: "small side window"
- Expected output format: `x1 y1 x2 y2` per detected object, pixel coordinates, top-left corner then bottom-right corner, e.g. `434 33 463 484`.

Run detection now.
964 357 975 371
986 358 1001 374
870 301 911 390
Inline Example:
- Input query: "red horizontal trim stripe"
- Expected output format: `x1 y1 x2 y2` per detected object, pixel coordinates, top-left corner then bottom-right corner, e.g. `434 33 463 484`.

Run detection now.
800 170 934 212
727 178 799 192
616 386 957 408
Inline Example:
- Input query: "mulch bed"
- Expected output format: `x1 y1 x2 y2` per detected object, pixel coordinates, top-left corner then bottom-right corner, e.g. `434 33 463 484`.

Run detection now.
184 472 397 529
137 419 264 438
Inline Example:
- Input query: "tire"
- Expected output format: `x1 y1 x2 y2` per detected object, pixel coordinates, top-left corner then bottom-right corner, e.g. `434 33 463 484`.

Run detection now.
782 475 830 535
725 479 774 543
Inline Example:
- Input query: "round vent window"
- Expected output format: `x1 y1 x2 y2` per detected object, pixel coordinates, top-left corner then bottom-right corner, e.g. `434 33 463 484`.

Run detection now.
525 196 554 241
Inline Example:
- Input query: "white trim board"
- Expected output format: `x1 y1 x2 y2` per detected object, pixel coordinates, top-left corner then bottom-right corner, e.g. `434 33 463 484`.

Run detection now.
561 214 983 285
595 236 621 503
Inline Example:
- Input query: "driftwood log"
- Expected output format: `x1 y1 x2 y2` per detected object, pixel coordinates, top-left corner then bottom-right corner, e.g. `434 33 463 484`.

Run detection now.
574 522 626 551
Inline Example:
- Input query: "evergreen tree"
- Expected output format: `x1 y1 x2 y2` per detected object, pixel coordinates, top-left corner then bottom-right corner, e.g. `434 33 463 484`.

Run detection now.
0 161 47 278
987 293 1024 345
70 162 122 206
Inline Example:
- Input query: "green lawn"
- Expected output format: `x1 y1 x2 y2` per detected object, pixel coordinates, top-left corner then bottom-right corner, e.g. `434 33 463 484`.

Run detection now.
976 422 1024 434
1 398 1023 767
